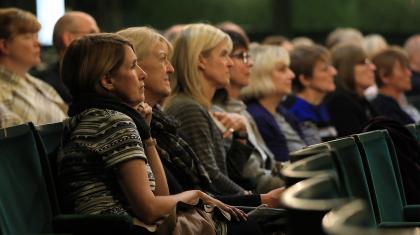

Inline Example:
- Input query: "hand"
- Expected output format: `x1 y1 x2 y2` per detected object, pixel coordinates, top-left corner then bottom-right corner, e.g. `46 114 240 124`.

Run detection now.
260 187 285 208
198 191 247 222
136 102 153 126
212 112 248 138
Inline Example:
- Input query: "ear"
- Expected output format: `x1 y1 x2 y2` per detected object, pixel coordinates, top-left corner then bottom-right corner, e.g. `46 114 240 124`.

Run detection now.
198 54 207 70
380 71 390 85
0 39 11 55
298 74 310 87
98 74 115 91
62 31 74 48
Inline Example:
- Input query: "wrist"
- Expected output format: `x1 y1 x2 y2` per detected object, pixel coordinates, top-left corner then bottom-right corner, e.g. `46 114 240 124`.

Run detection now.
143 137 157 148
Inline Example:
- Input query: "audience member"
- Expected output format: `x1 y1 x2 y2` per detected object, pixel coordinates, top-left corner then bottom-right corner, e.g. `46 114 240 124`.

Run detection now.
217 21 250 44
262 35 293 52
325 43 377 137
291 36 314 48
240 44 307 162
285 44 338 142
213 29 285 193
37 11 100 103
404 34 420 96
362 34 388 59
325 27 363 49
58 33 246 234
371 47 419 125
0 7 67 128
164 23 251 195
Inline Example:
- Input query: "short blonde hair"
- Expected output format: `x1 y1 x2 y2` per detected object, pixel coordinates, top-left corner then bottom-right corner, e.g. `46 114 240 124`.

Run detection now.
0 7 40 39
240 43 289 100
166 23 232 109
117 26 172 61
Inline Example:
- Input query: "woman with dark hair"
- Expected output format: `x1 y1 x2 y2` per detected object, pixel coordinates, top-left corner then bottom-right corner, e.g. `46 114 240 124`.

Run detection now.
325 43 377 137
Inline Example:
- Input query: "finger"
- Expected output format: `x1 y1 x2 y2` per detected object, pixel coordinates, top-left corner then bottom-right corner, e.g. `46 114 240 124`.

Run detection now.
223 128 234 138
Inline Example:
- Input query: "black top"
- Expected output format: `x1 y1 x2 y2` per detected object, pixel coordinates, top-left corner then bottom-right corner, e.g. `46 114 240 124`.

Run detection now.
406 70 420 97
37 62 72 103
371 94 414 125
325 85 377 137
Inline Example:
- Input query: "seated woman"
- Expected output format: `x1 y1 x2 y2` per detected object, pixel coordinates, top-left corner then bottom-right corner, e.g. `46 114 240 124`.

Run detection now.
117 26 282 207
325 43 377 137
212 29 285 193
163 23 253 196
58 33 246 234
371 47 418 125
240 44 307 162
285 44 338 142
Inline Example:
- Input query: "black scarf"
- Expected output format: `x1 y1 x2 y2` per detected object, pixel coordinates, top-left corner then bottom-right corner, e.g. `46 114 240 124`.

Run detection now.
68 93 151 140
151 106 212 190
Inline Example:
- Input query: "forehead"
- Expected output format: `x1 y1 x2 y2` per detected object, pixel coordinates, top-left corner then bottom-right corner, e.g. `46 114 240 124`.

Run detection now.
151 40 169 53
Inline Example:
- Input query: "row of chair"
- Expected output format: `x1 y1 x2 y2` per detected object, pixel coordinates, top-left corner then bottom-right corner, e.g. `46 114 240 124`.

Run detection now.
280 129 420 235
0 122 133 234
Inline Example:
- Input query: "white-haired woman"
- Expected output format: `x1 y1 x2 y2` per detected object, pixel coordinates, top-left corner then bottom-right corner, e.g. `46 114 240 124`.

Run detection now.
240 44 308 162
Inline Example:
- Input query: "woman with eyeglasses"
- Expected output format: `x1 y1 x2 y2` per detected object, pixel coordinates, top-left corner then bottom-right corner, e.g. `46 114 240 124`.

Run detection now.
325 43 377 137
212 30 285 193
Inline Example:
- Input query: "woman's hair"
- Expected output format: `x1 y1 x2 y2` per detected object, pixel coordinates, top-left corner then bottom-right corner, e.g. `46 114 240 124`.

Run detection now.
221 29 248 51
362 34 388 59
166 23 232 109
0 7 40 40
61 33 133 96
239 43 289 100
117 26 173 61
372 46 410 88
290 44 330 92
331 43 367 91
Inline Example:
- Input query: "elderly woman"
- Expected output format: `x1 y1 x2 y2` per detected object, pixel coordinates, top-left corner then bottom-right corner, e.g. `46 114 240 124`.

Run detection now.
0 7 67 128
58 33 246 234
325 43 377 136
285 44 338 142
212 29 284 193
240 44 306 162
163 23 254 196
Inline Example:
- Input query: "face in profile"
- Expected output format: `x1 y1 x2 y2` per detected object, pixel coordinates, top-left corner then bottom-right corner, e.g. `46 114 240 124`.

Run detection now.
229 48 253 89
140 40 174 103
199 40 233 89
107 45 147 107
271 62 295 97
386 61 412 92
306 59 337 94
2 32 40 69
354 58 376 91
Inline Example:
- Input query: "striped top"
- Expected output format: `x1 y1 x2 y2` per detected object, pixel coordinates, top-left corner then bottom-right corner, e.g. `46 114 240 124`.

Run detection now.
0 66 67 128
58 108 155 216
165 94 244 195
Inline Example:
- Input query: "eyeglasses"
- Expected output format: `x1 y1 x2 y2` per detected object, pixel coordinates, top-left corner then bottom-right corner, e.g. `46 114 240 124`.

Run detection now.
230 51 251 64
358 58 373 66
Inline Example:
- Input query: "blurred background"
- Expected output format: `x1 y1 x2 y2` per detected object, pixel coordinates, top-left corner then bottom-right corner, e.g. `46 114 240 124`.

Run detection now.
2 0 420 62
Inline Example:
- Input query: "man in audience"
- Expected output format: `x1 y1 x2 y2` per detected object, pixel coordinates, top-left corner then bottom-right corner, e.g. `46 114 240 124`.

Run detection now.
37 11 99 103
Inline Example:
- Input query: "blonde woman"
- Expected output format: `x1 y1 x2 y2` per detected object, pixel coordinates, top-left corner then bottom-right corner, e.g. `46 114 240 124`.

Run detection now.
240 44 306 162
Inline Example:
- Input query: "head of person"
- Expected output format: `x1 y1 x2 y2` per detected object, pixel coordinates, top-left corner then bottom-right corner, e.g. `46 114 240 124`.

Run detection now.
326 27 363 49
169 23 233 109
262 35 294 52
61 33 146 108
53 11 99 57
240 43 294 101
331 43 376 96
223 29 253 89
290 44 337 95
372 47 412 93
0 8 41 71
291 37 314 48
404 34 420 72
362 34 388 59
216 21 250 44
117 27 174 106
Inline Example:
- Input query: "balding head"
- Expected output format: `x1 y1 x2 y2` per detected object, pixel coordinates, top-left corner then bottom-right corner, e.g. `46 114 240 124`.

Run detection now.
53 11 99 57
404 35 420 72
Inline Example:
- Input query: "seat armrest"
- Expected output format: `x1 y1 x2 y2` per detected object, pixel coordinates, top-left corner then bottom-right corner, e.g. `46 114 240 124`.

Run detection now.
53 214 133 235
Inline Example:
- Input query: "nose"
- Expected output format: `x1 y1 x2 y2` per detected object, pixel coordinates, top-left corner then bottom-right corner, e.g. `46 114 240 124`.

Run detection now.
227 56 234 67
166 61 175 74
329 65 337 76
247 58 254 67
288 68 295 79
368 63 376 71
136 65 147 80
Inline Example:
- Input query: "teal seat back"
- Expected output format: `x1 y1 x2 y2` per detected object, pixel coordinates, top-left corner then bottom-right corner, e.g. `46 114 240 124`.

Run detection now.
290 143 330 162
0 123 54 234
354 130 406 223
325 137 376 225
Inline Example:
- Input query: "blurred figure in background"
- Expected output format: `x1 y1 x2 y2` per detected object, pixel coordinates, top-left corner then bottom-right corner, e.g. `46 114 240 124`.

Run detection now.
404 34 420 97
325 27 363 49
37 11 99 103
0 8 67 128
325 43 377 137
285 44 338 142
262 35 294 52
371 47 420 124
291 36 314 48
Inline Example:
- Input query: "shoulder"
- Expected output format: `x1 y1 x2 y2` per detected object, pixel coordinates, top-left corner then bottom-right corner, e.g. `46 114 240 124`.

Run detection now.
165 95 207 116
